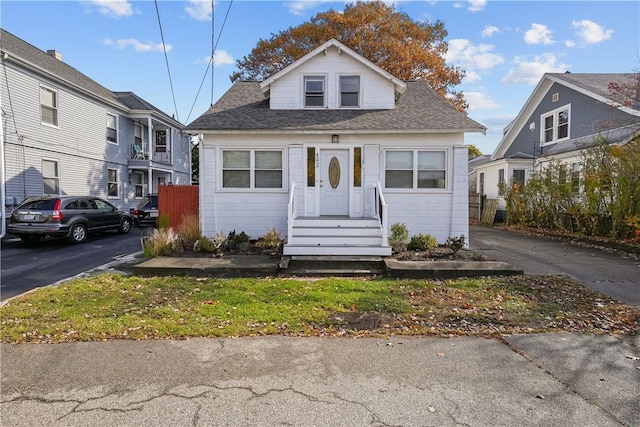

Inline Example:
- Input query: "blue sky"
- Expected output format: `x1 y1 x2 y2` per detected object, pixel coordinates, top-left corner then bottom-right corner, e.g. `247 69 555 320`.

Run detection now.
2 0 638 154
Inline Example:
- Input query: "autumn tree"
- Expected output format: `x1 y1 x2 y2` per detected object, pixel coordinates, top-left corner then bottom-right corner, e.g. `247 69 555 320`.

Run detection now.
467 144 483 158
231 1 468 111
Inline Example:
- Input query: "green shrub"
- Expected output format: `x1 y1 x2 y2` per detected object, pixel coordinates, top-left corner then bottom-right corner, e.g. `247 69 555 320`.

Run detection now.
227 229 250 250
407 233 438 251
256 228 282 255
158 213 171 230
388 223 409 253
194 232 227 256
445 235 466 253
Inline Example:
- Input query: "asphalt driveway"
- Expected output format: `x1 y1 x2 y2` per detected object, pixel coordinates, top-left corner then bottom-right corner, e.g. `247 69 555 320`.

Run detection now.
469 225 640 306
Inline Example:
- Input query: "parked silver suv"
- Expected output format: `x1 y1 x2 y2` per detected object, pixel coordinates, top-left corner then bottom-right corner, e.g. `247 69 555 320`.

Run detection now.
8 196 133 243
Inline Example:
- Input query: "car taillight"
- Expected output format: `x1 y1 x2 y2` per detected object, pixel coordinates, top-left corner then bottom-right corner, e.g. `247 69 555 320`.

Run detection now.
52 199 62 221
133 209 139 216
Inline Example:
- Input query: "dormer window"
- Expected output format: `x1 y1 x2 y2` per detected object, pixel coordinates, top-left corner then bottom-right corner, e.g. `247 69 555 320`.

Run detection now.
304 76 325 107
541 105 570 145
340 75 360 107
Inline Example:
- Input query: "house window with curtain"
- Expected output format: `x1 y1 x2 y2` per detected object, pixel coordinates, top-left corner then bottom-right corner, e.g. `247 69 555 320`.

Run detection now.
340 75 360 107
222 150 283 189
40 86 58 126
304 76 325 107
107 168 118 198
42 159 59 195
385 150 447 189
541 105 570 145
107 113 117 144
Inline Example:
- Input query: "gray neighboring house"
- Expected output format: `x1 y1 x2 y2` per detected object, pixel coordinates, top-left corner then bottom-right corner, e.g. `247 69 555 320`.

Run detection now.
1 28 191 218
474 72 640 217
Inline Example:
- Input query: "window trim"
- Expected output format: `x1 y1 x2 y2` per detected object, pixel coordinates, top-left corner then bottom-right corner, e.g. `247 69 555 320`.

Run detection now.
303 75 326 108
106 112 118 144
40 85 59 127
107 168 119 199
383 149 449 191
339 75 361 108
42 158 60 195
540 104 570 146
220 149 286 191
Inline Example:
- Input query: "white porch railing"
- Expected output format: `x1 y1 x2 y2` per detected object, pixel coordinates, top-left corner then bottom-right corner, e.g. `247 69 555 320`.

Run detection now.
287 182 298 243
374 182 388 247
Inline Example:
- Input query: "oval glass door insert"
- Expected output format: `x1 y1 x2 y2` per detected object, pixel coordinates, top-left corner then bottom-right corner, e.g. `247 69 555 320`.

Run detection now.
328 157 341 189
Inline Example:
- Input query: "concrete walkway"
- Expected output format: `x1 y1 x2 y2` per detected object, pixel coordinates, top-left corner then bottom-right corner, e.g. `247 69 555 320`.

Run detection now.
2 333 638 426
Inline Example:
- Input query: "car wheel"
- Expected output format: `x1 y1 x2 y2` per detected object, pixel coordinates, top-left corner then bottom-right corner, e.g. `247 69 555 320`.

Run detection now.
68 223 88 243
19 235 40 244
119 217 132 234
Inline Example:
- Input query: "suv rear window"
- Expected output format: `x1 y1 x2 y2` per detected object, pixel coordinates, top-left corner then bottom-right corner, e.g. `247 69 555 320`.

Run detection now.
18 199 58 210
138 195 158 209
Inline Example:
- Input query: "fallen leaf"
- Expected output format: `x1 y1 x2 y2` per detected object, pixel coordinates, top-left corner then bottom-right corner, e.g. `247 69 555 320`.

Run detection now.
436 352 445 357
204 301 217 305
626 355 640 361
536 395 545 400
428 406 436 413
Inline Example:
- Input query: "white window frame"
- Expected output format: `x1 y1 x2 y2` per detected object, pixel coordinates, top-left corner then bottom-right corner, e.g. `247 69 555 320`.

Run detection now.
40 85 58 127
107 113 118 144
540 104 570 146
303 75 326 108
339 75 361 108
220 149 285 191
42 158 60 195
383 149 448 191
107 168 119 198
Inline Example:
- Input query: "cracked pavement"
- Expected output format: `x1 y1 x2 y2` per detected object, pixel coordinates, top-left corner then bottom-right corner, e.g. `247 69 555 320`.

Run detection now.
2 334 638 426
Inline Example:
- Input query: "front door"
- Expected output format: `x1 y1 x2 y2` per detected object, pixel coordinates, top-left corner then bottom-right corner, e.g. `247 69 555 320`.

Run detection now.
320 149 349 215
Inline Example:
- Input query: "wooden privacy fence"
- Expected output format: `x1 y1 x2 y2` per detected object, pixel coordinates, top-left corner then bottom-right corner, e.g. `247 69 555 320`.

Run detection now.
158 185 199 229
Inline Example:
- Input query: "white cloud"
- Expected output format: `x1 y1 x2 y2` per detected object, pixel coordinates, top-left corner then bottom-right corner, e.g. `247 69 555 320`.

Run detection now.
571 20 613 44
103 38 171 53
468 0 487 12
464 70 481 83
85 0 132 18
287 1 332 16
481 25 500 38
446 39 504 70
565 40 576 48
502 53 568 85
185 0 212 21
524 23 554 45
465 91 500 111
197 50 234 66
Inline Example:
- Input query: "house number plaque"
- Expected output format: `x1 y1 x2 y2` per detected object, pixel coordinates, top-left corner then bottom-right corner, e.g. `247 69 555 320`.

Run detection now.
328 157 340 189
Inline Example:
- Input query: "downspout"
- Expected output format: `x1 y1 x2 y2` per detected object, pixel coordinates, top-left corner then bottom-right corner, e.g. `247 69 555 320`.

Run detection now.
0 107 6 239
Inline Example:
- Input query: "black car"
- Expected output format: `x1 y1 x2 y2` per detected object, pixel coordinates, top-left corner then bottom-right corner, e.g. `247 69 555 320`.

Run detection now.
8 196 133 243
133 194 158 226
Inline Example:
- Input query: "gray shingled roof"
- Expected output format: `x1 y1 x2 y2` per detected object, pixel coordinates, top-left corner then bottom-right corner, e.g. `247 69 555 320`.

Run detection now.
548 73 638 100
113 91 180 125
1 28 122 108
186 80 486 133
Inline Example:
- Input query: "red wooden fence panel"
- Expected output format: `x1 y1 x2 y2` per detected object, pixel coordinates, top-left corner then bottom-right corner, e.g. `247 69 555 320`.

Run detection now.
158 185 199 229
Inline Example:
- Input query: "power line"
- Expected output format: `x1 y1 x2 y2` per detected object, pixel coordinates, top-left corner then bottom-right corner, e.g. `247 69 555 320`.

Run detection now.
185 0 234 124
154 0 180 123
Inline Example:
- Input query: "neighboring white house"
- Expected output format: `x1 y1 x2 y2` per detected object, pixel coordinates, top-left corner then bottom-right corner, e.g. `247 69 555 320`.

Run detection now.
0 28 191 216
186 39 485 256
473 72 640 220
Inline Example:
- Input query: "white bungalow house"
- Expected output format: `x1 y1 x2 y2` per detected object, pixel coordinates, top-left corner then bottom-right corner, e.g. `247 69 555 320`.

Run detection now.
186 39 485 256
473 72 640 220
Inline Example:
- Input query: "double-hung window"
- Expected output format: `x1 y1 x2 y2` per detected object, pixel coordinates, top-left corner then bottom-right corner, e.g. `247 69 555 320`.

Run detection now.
40 86 58 126
107 113 117 144
222 150 283 189
304 76 325 107
42 159 60 195
385 150 447 189
339 75 360 107
541 105 570 145
107 168 118 198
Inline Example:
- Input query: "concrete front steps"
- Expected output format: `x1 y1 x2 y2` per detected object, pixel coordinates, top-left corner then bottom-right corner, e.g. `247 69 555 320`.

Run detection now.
280 256 386 277
284 217 392 256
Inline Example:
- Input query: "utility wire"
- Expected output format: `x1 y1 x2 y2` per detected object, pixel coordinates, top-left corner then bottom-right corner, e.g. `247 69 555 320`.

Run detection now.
211 0 215 106
154 0 180 123
185 0 234 124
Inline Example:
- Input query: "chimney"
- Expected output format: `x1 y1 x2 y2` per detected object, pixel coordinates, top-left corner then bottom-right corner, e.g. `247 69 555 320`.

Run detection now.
46 49 62 61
